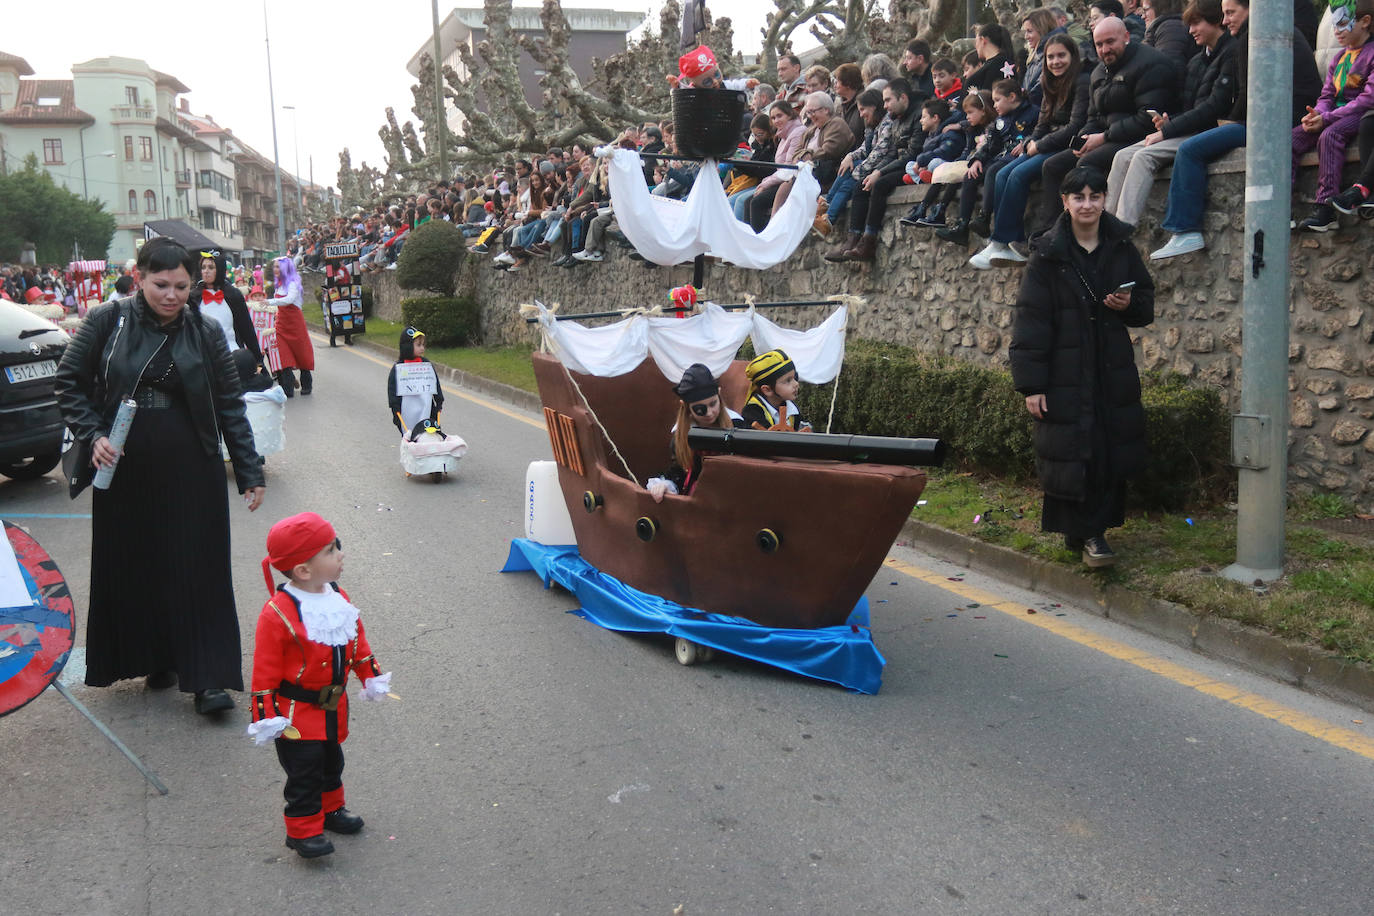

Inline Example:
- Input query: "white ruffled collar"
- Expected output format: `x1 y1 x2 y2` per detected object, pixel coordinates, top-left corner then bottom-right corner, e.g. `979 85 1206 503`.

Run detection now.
284 584 359 646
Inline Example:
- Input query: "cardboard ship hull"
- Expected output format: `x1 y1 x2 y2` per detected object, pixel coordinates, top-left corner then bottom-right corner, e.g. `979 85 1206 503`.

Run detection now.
533 352 928 629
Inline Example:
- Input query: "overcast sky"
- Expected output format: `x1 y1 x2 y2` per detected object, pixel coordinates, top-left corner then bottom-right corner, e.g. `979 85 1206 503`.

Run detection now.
7 0 804 190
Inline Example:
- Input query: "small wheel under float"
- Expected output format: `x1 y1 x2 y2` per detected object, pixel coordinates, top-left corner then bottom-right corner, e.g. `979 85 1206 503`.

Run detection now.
674 637 714 665
431 471 443 483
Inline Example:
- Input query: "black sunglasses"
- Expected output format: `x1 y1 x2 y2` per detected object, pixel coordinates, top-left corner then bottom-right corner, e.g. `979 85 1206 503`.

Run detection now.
332 538 342 551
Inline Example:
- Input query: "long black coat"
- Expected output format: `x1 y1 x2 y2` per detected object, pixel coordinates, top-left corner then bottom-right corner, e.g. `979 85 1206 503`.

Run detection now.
1009 211 1154 501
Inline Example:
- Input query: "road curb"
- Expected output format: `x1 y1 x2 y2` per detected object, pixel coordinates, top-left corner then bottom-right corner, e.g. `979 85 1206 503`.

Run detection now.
898 518 1374 713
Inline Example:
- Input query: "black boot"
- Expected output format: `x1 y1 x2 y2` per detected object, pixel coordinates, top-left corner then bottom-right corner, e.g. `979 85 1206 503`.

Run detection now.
278 368 296 398
299 369 312 395
935 219 969 245
968 213 991 238
914 203 947 228
285 834 335 858
898 202 927 227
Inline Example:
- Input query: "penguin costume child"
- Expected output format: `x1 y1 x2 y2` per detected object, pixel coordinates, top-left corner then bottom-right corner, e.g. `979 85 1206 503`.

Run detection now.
386 327 444 434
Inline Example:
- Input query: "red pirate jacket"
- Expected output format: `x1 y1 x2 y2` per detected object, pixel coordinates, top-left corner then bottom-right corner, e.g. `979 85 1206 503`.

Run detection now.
249 585 381 742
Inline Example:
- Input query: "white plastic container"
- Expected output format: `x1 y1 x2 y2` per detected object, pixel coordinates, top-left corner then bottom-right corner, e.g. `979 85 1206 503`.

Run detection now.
525 460 577 545
221 387 286 460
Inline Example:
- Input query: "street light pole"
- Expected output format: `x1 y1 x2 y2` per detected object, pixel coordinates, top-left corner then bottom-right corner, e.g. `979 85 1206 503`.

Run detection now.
264 0 287 256
68 150 114 202
432 0 447 183
282 104 303 215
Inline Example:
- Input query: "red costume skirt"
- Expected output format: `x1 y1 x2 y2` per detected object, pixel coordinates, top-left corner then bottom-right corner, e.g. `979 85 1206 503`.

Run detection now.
274 304 315 371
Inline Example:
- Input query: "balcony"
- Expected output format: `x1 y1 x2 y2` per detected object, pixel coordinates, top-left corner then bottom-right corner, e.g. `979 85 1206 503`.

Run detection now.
110 105 156 123
174 170 191 188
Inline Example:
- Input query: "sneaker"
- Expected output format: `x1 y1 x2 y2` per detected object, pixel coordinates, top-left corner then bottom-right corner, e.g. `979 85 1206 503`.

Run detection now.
1330 185 1369 215
968 247 994 270
914 204 947 228
1082 535 1116 568
1297 203 1338 232
507 260 522 272
898 204 926 227
493 251 516 265
572 249 604 262
469 243 489 254
385 263 398 270
1149 231 1205 260
988 243 1028 267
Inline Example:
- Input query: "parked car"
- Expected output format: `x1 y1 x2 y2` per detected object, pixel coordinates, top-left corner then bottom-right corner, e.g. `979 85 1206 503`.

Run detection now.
0 300 70 480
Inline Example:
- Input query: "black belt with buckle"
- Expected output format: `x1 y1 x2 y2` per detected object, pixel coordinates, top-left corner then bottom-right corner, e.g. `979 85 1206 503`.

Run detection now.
277 680 345 710
131 388 174 410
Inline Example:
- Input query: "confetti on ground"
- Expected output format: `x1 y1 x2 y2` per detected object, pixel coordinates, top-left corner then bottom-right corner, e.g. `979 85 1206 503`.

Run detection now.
967 603 980 608
1026 608 1037 614
890 581 898 586
947 576 964 582
877 599 888 604
946 613 958 618
993 653 1008 658
974 615 986 619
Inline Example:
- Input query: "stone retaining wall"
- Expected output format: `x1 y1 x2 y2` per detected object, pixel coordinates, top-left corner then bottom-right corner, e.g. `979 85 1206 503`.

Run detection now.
364 155 1374 510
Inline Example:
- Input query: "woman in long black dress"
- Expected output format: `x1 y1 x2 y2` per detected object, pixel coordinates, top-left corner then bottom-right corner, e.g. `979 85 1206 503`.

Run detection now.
1009 165 1153 567
55 238 266 714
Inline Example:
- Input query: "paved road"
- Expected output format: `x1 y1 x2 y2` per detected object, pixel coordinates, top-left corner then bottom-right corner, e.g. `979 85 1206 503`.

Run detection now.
5 334 1373 915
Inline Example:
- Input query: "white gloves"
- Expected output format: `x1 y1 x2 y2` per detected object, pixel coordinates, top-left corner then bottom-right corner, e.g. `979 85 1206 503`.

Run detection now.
360 672 393 701
245 716 291 746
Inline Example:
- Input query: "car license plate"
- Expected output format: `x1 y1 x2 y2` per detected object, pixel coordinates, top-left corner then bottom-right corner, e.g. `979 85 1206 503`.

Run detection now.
5 361 57 384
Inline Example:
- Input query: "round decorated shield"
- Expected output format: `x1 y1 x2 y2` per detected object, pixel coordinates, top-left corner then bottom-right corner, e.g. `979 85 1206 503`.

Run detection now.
0 520 75 717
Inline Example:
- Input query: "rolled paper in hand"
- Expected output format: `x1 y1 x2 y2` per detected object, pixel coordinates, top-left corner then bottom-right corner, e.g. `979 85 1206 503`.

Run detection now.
93 398 137 490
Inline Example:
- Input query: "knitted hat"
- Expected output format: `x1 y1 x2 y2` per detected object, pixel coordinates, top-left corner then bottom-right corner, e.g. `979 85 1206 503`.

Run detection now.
673 363 719 403
745 349 795 388
262 512 336 594
679 46 718 80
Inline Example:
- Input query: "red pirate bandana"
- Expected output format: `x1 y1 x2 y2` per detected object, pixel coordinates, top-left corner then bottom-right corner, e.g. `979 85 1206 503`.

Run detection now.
679 46 717 80
262 512 336 593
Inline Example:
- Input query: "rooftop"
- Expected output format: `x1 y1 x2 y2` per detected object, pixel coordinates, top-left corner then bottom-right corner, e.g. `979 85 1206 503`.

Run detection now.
0 79 94 126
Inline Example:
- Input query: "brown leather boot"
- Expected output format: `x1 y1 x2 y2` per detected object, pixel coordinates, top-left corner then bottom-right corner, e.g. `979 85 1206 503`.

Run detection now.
825 232 860 262
848 232 878 262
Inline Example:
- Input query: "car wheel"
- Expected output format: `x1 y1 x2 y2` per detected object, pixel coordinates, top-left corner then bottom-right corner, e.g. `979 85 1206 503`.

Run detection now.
0 448 61 480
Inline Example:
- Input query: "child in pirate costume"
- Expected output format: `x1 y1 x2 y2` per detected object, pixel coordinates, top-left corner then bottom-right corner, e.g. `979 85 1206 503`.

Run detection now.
247 512 393 859
386 326 444 435
741 349 812 432
646 363 744 502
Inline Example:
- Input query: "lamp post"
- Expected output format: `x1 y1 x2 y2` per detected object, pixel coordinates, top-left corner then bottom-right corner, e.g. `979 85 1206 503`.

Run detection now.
68 150 115 202
264 0 287 256
282 104 304 215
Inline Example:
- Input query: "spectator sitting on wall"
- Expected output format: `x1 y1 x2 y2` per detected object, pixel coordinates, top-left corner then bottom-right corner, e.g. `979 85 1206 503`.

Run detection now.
966 23 1020 90
825 77 924 262
775 91 854 215
778 53 807 106
862 52 901 91
816 88 886 236
901 39 936 97
1142 0 1202 68
749 100 807 231
1038 16 1182 231
1105 0 1237 228
833 63 867 150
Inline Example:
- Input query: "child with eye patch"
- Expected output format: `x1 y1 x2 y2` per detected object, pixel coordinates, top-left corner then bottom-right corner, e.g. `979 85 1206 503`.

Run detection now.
646 363 746 502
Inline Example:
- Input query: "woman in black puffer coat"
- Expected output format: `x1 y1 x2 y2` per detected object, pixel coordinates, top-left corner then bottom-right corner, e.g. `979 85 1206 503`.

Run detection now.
1009 166 1154 567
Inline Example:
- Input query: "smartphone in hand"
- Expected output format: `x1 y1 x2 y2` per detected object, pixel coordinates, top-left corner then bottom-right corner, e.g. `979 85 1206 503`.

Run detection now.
1113 281 1137 293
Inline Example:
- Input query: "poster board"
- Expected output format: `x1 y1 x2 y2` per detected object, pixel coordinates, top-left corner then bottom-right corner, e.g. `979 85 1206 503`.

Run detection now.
322 240 365 337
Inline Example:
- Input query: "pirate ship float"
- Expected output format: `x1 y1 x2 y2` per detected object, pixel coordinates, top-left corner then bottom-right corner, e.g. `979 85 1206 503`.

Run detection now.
504 88 945 692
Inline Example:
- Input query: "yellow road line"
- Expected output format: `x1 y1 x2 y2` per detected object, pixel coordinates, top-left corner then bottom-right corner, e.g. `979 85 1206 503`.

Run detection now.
314 332 545 430
884 556 1374 760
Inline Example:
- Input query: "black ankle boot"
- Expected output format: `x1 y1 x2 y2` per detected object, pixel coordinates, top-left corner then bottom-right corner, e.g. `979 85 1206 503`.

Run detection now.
968 214 991 238
299 370 312 395
935 219 969 245
898 202 927 227
278 368 296 398
915 203 947 228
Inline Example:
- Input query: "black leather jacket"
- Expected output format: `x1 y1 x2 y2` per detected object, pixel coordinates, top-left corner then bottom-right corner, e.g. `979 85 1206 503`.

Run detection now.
54 294 265 491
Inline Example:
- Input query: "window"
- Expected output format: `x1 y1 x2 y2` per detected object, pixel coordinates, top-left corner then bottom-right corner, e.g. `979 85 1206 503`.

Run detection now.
144 191 157 213
125 86 139 106
42 139 62 164
139 137 153 161
124 136 134 160
128 190 137 212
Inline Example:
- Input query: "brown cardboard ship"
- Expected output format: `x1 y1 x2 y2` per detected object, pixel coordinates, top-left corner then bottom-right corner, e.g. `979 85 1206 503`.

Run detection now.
534 351 944 629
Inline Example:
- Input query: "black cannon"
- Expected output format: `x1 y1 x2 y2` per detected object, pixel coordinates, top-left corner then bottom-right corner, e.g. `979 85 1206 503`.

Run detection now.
688 428 948 467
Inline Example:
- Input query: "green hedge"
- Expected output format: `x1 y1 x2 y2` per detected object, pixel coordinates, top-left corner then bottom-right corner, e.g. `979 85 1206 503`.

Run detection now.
793 338 1231 511
400 296 481 347
395 219 467 296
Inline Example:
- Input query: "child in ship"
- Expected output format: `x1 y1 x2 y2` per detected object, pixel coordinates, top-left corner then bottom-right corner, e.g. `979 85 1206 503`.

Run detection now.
247 512 393 859
387 326 444 435
741 349 812 432
647 363 744 501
